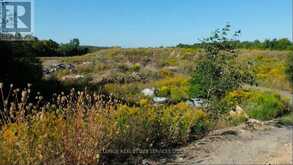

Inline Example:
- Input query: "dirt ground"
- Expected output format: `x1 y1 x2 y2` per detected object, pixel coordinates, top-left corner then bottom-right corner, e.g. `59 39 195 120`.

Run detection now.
151 123 292 165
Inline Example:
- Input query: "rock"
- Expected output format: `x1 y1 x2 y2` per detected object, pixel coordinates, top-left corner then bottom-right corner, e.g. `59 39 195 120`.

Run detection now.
142 88 155 97
235 105 245 114
42 68 50 75
66 64 75 70
43 63 76 77
62 74 85 81
246 119 264 130
55 63 66 69
131 72 145 81
177 157 184 162
229 105 249 119
81 61 93 65
153 97 168 104
142 159 158 165
186 98 204 107
229 110 237 117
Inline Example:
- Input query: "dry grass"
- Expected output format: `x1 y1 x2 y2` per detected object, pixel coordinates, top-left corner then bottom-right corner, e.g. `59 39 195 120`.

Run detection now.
0 83 209 165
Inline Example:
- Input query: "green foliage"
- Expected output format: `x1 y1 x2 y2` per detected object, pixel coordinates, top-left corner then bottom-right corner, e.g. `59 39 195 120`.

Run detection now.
244 92 286 121
190 25 254 101
130 63 141 72
58 38 89 56
222 89 288 121
113 103 209 149
286 53 293 86
178 38 293 50
154 75 190 102
279 113 293 125
240 52 291 91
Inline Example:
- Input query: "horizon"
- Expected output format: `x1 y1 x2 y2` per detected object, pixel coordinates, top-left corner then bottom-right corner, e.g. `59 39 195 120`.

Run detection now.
35 0 292 48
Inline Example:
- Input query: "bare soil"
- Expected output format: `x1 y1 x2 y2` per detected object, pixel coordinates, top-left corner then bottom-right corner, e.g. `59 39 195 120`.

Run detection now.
152 123 292 165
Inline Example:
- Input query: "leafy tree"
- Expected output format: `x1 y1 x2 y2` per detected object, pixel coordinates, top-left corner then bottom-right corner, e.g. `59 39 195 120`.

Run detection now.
190 25 255 117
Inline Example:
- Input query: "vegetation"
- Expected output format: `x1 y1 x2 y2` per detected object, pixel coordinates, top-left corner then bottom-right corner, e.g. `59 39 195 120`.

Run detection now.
178 38 293 50
279 113 293 125
286 52 293 86
189 25 255 122
0 26 292 164
0 85 209 164
0 34 93 57
223 89 288 121
240 50 291 91
0 41 43 88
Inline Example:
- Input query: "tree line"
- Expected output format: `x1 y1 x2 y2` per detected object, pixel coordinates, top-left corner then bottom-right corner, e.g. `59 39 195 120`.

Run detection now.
0 33 92 57
178 38 293 50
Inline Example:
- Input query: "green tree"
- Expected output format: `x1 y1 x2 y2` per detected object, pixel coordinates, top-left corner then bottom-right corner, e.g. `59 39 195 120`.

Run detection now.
190 25 254 116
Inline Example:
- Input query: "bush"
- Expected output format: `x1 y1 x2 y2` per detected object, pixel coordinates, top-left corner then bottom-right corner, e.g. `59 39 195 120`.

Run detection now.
244 92 286 121
112 103 209 150
221 89 288 121
159 103 209 144
279 113 293 125
153 75 190 102
190 26 254 100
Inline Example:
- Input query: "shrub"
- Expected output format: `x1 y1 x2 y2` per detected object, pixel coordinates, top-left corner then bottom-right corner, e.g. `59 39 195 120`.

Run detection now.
159 69 174 78
244 92 286 121
160 103 209 144
221 89 288 121
0 81 211 164
157 86 170 97
0 86 116 165
110 103 209 152
244 53 291 91
279 113 293 125
131 63 141 72
104 82 146 103
170 87 189 102
190 26 254 100
153 75 190 102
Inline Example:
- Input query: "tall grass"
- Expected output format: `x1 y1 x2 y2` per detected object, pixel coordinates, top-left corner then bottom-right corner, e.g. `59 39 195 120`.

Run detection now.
0 84 209 165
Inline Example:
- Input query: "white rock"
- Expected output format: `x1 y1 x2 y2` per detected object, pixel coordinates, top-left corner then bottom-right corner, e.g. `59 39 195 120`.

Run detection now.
81 61 92 65
186 98 204 107
142 88 155 97
236 105 244 113
246 119 264 129
153 97 168 104
62 74 85 80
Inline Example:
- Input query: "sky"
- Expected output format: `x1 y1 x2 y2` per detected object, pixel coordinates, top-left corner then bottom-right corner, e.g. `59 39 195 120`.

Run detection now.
35 0 292 48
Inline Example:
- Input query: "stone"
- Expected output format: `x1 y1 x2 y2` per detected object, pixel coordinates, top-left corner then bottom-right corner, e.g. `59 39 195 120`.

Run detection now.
153 97 168 104
186 98 204 107
142 88 155 97
62 74 85 81
246 119 264 130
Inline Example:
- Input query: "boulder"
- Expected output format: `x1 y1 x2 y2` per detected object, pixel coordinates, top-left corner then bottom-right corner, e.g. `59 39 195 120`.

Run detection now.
186 98 204 107
153 97 168 104
246 119 264 130
142 88 155 97
62 74 85 81
229 105 248 120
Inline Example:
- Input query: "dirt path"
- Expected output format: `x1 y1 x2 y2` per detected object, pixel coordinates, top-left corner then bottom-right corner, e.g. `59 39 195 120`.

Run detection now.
151 124 292 165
